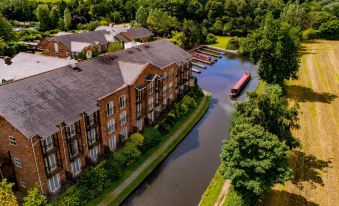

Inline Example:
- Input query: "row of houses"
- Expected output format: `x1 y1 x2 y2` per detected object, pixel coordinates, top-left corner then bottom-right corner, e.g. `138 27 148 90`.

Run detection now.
0 39 193 198
38 25 154 59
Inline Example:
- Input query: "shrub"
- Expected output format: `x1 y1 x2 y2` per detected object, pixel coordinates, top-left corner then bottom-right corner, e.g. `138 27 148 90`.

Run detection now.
206 33 217 44
318 20 339 40
226 37 241 50
143 128 162 150
79 164 108 200
130 133 145 148
119 142 142 167
302 28 320 40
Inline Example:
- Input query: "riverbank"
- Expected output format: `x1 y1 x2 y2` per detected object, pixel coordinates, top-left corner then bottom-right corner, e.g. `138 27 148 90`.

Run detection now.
87 93 211 206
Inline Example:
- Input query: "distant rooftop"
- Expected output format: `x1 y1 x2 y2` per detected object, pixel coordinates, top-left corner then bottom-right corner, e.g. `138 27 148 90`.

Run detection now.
0 53 74 84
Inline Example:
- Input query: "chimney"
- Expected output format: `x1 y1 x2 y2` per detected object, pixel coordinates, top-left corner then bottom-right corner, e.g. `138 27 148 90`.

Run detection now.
4 56 12 65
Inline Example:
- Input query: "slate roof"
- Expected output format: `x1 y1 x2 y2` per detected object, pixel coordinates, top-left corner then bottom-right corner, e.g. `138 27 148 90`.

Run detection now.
127 27 154 39
47 30 110 50
0 39 192 138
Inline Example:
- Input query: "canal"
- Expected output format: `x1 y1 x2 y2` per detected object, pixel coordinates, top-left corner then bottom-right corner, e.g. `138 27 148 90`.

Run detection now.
121 52 259 206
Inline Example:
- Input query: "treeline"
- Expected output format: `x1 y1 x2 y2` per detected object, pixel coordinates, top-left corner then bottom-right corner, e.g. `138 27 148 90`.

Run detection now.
0 0 338 51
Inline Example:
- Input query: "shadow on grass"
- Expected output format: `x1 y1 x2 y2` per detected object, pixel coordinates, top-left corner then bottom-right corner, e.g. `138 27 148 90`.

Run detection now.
266 190 319 206
290 151 332 189
299 46 316 56
286 85 337 104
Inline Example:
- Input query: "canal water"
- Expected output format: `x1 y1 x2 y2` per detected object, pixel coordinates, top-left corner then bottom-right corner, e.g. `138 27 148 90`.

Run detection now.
121 52 259 206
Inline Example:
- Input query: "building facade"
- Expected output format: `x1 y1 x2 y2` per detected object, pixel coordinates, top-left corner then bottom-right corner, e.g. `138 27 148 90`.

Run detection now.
0 39 192 197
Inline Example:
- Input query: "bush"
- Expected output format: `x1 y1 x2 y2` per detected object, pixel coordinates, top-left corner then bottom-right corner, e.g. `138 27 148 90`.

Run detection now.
318 20 339 40
142 128 162 150
79 163 108 199
206 33 217 44
226 37 241 50
302 28 320 40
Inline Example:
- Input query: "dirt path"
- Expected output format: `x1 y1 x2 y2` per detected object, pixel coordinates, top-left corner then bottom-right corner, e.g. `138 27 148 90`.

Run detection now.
97 95 209 206
214 180 231 206
267 40 339 206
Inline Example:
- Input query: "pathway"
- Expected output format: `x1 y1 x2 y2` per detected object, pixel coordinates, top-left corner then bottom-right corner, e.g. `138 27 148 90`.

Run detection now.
98 94 209 206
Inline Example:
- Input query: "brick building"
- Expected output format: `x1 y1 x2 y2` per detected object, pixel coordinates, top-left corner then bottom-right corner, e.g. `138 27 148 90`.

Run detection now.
39 27 154 59
0 39 192 197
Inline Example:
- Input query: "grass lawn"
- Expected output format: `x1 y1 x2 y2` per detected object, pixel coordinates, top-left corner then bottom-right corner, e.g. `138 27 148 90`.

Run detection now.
87 94 211 206
265 40 339 206
198 166 225 206
209 36 231 49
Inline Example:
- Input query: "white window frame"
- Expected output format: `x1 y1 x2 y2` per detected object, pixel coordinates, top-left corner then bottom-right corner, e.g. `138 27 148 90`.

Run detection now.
107 119 115 134
136 119 143 131
67 123 77 139
136 90 142 101
14 158 22 168
89 146 99 162
106 101 114 116
120 95 126 109
71 158 82 177
9 136 16 146
109 135 116 151
137 103 142 117
148 97 154 111
43 135 54 152
120 127 128 139
87 128 97 144
48 174 61 193
147 82 154 95
45 153 57 172
120 111 127 126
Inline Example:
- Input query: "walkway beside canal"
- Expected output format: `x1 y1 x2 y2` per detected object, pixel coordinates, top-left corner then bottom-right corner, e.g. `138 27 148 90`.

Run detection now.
98 94 210 206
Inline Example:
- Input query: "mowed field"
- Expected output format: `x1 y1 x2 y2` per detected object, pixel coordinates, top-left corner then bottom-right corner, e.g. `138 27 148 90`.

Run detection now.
266 40 339 206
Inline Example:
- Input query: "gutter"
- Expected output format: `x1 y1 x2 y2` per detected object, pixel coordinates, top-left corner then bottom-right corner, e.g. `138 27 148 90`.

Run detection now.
30 137 43 193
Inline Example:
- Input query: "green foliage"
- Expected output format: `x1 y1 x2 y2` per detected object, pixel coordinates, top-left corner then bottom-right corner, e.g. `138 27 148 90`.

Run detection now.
130 133 145 148
35 4 59 31
318 20 339 40
170 31 187 48
0 179 18 206
63 8 71 31
206 33 217 44
226 37 241 50
147 9 178 35
240 14 301 84
142 128 162 150
220 124 292 203
23 185 46 206
302 28 320 40
223 186 248 206
232 84 300 149
281 3 308 29
136 7 149 27
0 15 14 41
0 38 8 56
107 41 124 52
309 11 336 30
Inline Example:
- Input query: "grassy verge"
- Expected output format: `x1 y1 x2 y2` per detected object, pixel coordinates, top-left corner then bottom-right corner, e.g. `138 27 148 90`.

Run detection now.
87 94 211 206
222 186 247 206
209 36 232 49
198 166 225 206
255 81 266 94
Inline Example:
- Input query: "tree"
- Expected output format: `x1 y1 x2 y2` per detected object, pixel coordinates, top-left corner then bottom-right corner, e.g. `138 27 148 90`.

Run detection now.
0 15 14 41
170 31 187 48
136 6 149 27
0 38 8 56
220 124 292 203
63 8 72 31
281 3 308 29
23 185 46 206
232 84 300 149
0 179 18 206
146 9 178 35
35 5 52 31
240 14 300 84
318 20 339 40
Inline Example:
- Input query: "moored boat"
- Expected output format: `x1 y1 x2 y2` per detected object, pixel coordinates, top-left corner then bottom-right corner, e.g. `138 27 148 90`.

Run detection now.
230 72 251 97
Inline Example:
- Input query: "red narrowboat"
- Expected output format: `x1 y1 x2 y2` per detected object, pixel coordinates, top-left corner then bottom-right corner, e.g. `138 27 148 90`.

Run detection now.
230 72 251 97
191 52 215 62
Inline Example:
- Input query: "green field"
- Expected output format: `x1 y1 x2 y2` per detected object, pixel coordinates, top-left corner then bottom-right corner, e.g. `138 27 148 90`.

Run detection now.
209 36 231 49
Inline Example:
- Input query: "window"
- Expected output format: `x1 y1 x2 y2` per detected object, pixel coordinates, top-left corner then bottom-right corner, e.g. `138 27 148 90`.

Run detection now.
137 119 143 131
71 158 81 177
120 96 127 109
163 72 167 84
14 158 22 168
48 174 61 193
137 104 142 117
148 97 153 111
87 128 96 145
42 135 54 152
147 82 154 94
148 111 154 123
120 127 128 139
155 92 159 105
163 98 167 106
86 51 92 59
163 85 167 97
109 135 116 151
89 146 99 162
169 69 174 79
106 101 114 116
69 140 79 157
54 43 59 53
120 111 127 125
136 90 142 101
169 82 173 93
9 136 16 146
66 123 77 139
87 113 95 126
45 153 57 172
20 180 26 188
107 119 115 134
